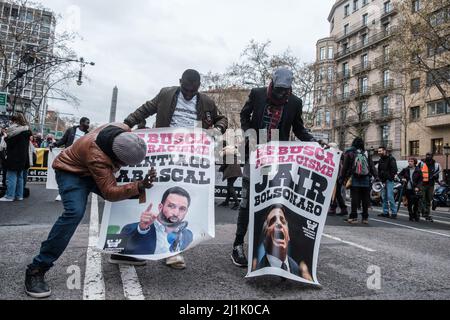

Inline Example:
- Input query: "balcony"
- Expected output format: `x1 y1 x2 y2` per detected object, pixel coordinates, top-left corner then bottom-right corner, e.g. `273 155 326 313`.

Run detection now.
335 20 369 42
353 87 373 99
336 70 351 82
352 61 372 76
333 118 349 128
374 55 392 68
334 27 399 61
372 109 395 123
372 79 395 94
425 114 450 128
381 4 399 21
347 113 372 125
334 92 352 105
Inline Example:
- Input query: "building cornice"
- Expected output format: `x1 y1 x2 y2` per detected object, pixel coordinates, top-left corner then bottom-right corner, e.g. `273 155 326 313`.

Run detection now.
328 0 348 22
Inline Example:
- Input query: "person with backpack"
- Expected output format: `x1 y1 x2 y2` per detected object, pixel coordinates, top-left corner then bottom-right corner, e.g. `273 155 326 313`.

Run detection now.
419 152 441 222
340 137 377 224
377 146 398 219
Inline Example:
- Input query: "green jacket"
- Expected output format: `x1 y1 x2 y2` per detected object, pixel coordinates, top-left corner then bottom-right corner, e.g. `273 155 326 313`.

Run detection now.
124 86 228 132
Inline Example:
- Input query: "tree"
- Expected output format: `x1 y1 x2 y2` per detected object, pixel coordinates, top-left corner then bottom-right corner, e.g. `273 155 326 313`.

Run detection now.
0 0 82 126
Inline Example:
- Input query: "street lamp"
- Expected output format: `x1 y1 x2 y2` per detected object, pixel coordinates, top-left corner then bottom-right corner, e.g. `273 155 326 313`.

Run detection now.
444 143 450 171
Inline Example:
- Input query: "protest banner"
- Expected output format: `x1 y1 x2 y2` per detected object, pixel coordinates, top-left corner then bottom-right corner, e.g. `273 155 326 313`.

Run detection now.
98 128 215 260
27 148 49 183
46 148 62 190
247 142 341 285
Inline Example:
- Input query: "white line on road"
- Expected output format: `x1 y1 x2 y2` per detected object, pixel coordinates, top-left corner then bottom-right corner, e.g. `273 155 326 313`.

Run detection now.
322 233 376 252
371 208 450 226
83 194 106 300
119 265 145 300
371 218 450 239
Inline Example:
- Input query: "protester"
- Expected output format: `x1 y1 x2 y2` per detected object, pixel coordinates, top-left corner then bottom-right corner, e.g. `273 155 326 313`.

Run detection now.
40 135 54 148
0 127 7 189
219 145 242 210
231 67 325 268
0 114 32 202
51 117 90 201
377 146 398 219
122 69 228 270
34 133 43 148
25 123 157 299
52 117 90 149
328 152 348 216
419 152 441 222
399 158 423 222
340 137 377 225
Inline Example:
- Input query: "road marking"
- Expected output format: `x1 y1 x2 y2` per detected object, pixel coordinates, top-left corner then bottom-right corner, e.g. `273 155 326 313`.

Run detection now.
83 194 106 300
323 233 376 252
119 265 145 300
371 208 450 226
371 218 450 239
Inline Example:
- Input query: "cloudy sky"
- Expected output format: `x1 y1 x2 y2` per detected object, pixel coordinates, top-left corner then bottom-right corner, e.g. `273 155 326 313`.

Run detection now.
42 0 335 125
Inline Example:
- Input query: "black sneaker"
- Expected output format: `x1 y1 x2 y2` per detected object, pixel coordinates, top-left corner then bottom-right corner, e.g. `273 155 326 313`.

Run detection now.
231 245 247 267
390 215 398 220
378 213 390 218
109 254 147 266
25 267 51 299
425 216 434 222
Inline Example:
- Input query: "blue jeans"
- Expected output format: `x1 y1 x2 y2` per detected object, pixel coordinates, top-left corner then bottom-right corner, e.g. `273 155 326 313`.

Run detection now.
382 180 397 216
30 170 99 271
5 170 24 199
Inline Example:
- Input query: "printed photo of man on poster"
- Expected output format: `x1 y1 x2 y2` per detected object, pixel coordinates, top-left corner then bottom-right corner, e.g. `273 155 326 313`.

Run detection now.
120 186 193 255
252 204 313 281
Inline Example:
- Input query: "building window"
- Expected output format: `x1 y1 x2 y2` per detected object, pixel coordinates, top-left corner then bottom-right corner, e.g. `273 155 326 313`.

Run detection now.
359 101 369 119
381 125 390 145
410 78 420 94
384 1 392 14
427 100 449 116
383 45 390 59
361 33 368 46
383 70 390 86
410 141 420 156
410 106 421 121
345 4 350 17
362 13 368 26
432 138 444 155
316 110 323 126
328 66 334 81
353 0 359 12
381 96 389 113
360 77 369 92
325 110 331 126
412 0 421 13
328 46 334 59
327 86 333 98
426 66 450 87
362 0 369 6
320 47 326 60
361 54 369 68
344 24 349 35
343 62 350 77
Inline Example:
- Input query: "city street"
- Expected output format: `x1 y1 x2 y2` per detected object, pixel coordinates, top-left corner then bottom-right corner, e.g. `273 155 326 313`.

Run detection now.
1 184 450 300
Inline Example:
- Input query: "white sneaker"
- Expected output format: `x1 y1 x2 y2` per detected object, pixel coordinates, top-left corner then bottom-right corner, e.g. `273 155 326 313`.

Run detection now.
0 197 14 202
55 195 62 201
165 254 186 270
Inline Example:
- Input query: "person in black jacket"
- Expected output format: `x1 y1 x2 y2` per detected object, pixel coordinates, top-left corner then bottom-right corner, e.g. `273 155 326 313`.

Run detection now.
377 146 398 219
0 114 32 202
399 158 423 222
52 117 90 149
231 68 323 267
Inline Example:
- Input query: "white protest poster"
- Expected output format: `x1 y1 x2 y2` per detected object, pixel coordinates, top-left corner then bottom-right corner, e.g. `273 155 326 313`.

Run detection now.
246 142 341 285
46 148 62 190
98 128 215 261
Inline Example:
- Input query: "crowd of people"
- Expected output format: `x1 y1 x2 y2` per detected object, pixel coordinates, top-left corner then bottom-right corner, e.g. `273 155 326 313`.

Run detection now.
0 68 445 299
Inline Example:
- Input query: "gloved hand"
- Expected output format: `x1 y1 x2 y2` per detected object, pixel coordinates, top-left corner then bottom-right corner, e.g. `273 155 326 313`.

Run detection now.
138 167 157 191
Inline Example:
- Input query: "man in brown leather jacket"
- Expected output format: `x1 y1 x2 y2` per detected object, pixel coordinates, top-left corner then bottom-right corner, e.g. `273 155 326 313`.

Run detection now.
25 123 157 299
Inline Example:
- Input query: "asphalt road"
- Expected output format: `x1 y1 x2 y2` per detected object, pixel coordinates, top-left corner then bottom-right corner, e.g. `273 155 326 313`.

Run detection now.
1 184 450 300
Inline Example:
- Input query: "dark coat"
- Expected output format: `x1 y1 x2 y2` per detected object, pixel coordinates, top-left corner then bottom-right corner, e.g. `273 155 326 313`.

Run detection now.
5 130 32 171
54 125 88 148
399 167 423 189
120 222 193 255
256 254 300 276
240 88 315 142
340 147 377 188
378 155 398 182
221 163 242 181
124 87 228 132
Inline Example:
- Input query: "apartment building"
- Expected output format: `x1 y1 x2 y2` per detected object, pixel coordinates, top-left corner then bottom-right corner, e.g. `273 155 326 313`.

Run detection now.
313 0 449 170
0 1 56 120
313 0 403 159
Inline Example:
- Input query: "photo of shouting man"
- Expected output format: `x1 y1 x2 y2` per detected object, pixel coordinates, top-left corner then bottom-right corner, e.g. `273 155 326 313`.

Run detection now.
253 204 313 281
119 187 193 257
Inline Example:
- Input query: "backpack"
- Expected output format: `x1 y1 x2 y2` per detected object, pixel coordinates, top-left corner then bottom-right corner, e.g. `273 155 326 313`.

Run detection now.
353 149 369 177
